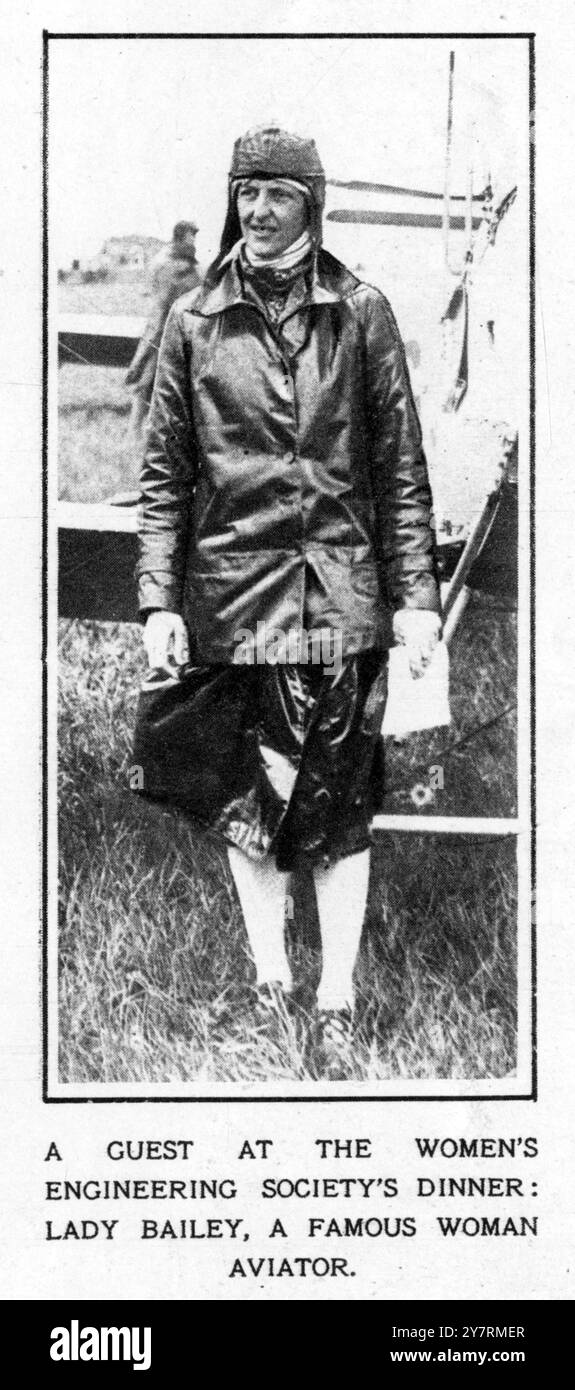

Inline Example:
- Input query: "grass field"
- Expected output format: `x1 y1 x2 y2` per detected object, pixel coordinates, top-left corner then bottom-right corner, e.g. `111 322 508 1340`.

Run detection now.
56 280 519 1085
58 276 153 317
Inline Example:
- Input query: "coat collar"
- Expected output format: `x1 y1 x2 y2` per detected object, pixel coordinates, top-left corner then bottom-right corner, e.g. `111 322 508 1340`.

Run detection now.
187 249 361 318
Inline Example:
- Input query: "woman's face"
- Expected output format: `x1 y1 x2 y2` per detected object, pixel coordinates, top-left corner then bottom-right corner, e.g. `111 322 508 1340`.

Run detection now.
236 179 308 259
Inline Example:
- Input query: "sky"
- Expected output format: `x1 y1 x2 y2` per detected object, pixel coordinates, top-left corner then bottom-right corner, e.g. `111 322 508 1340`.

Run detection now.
49 35 528 266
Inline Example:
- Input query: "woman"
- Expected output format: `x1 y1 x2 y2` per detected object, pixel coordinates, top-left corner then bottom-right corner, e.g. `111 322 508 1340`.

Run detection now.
133 125 441 1079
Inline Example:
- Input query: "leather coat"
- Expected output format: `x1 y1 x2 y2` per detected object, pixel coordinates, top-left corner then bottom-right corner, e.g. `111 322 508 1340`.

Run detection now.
137 248 440 659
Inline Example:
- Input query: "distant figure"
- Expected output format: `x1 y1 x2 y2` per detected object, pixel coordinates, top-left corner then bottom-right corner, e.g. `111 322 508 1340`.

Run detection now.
126 221 202 448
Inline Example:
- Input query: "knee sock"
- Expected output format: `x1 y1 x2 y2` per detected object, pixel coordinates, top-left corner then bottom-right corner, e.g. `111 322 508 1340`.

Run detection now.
227 845 292 991
313 849 371 1011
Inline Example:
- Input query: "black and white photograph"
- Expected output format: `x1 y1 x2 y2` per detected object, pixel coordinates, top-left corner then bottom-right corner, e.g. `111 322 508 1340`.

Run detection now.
49 31 531 1098
5 0 575 1322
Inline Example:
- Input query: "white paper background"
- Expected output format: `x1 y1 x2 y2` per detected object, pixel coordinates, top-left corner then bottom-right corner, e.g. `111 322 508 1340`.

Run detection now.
0 0 573 1300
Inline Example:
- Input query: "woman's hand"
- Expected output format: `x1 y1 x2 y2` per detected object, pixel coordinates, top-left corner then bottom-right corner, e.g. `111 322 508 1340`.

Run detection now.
393 610 442 679
143 611 190 671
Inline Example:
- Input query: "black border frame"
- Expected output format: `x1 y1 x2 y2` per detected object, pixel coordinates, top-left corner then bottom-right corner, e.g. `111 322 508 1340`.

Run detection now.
43 29 536 1104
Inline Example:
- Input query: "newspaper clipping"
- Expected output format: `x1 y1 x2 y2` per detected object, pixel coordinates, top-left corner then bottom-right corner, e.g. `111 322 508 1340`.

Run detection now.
1 0 573 1345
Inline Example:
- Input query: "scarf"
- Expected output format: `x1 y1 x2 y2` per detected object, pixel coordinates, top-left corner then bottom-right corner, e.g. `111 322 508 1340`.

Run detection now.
221 228 313 277
219 231 314 333
240 243 314 331
243 227 313 271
